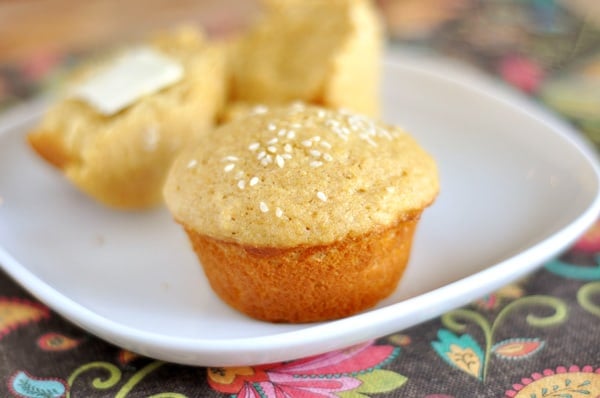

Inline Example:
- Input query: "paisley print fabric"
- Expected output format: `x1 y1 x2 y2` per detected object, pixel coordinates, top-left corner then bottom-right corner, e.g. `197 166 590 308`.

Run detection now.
1 0 599 396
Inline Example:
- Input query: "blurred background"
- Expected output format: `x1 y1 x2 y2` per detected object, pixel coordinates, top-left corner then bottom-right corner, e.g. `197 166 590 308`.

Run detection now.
1 0 599 146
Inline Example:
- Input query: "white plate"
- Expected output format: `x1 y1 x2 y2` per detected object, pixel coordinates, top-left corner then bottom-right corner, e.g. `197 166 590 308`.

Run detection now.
1 52 599 367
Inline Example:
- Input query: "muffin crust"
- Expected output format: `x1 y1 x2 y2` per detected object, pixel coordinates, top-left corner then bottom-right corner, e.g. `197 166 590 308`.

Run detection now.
186 213 420 322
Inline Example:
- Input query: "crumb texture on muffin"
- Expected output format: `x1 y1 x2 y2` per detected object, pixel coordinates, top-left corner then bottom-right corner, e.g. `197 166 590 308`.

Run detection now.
164 104 439 247
230 0 383 116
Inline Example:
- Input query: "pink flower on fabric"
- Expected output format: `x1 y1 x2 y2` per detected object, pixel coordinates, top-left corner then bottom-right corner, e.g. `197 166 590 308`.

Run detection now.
499 55 545 94
208 341 405 397
573 220 600 253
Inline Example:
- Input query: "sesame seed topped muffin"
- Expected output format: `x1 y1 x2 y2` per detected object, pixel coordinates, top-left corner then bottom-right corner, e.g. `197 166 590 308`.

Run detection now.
164 104 439 323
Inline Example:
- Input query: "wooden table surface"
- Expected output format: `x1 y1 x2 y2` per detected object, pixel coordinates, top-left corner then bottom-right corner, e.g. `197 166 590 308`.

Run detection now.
1 0 598 65
0 0 258 64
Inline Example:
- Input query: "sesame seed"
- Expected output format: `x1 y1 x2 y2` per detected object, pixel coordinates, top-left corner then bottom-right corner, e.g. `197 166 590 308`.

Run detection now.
222 155 239 162
284 143 293 153
291 123 302 128
257 151 266 160
275 207 283 218
291 102 305 110
360 133 378 147
259 201 269 213
250 177 260 186
349 114 365 125
249 142 260 151
268 123 276 131
312 136 321 142
235 171 245 179
310 161 323 168
286 130 296 139
267 137 278 145
330 126 348 141
267 146 277 153
301 140 312 147
309 149 321 157
379 128 393 140
275 155 285 168
317 191 328 202
317 110 326 118
320 141 332 149
253 105 268 114
278 129 287 137
282 154 292 160
323 153 333 162
224 164 235 172
238 180 246 189
386 186 395 193
187 159 197 169
260 155 273 165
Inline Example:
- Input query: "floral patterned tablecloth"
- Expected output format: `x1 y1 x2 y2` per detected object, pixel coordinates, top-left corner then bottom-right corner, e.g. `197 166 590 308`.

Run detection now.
1 1 600 397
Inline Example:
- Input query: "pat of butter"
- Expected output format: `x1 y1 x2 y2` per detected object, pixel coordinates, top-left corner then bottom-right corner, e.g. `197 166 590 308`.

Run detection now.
72 47 183 115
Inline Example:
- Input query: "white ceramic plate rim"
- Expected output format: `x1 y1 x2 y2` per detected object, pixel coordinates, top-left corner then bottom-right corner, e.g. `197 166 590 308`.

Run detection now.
1 52 600 366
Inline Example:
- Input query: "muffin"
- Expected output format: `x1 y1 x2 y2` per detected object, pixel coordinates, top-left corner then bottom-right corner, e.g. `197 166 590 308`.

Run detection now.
229 0 383 117
164 104 439 323
28 27 228 209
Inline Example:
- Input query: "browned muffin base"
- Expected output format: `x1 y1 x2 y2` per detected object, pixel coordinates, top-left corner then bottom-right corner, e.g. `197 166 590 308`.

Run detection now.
28 130 73 169
183 211 422 323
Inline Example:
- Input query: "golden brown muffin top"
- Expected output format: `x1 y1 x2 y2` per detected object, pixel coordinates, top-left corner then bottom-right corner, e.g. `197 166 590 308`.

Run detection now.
164 104 439 247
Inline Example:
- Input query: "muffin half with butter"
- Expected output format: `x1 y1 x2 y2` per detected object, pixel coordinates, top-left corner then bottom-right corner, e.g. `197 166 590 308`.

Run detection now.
28 27 227 209
164 104 439 323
